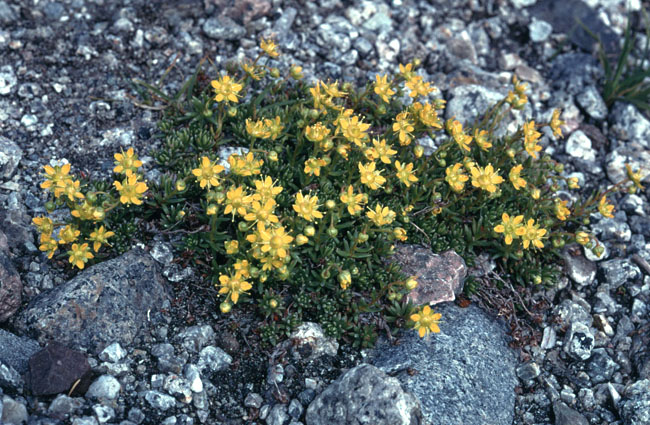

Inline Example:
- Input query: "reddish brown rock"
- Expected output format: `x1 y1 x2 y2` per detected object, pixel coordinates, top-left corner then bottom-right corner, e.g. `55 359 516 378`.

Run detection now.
0 229 22 322
390 244 467 305
26 341 93 396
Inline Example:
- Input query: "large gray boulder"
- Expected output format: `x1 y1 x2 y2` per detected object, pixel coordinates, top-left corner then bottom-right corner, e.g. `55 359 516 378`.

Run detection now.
305 363 424 425
0 229 21 322
15 249 171 354
369 303 518 425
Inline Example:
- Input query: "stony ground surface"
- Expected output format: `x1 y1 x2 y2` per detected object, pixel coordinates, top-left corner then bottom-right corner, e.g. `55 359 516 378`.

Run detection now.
1 0 650 424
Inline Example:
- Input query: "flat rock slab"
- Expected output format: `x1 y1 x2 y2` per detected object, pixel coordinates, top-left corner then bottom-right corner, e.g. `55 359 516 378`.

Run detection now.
369 303 518 425
15 249 170 354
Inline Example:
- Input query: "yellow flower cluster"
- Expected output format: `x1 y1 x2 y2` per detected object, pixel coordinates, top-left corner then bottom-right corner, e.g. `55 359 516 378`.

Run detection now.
494 213 547 249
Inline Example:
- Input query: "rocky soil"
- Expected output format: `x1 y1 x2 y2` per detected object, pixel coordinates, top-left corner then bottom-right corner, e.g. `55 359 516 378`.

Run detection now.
1 0 650 424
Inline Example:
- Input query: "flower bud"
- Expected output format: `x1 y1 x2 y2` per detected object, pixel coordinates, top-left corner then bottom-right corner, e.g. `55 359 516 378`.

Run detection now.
413 58 422 67
327 227 338 237
270 68 280 78
93 207 105 221
506 148 516 158
176 180 186 192
296 234 309 245
321 268 331 279
555 163 564 173
593 245 605 258
268 151 279 162
269 299 279 309
86 192 98 204
250 267 260 278
404 277 418 291
290 65 303 80
339 270 352 290
238 221 250 232
438 159 446 167
309 109 320 119
227 107 237 117
356 233 369 243
176 210 186 220
206 204 217 215
351 266 359 275
220 301 232 314
532 275 542 285
377 105 387 115
45 201 56 212
326 200 336 210
414 145 424 158
304 225 316 237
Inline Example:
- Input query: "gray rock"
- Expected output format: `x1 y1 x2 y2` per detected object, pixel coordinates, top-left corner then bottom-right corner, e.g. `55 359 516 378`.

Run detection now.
610 102 650 149
593 290 618 315
20 114 38 127
92 404 115 423
0 247 22 322
128 407 146 424
202 16 245 41
1 395 27 424
564 322 594 361
0 329 40 375
553 299 591 327
43 2 65 20
176 325 215 353
47 394 84 419
144 390 177 411
591 215 632 242
390 246 466 305
305 364 423 425
0 65 16 95
183 364 202 393
72 417 98 425
288 399 303 419
197 346 232 373
245 393 263 409
552 401 589 425
0 1 16 24
587 348 619 384
266 404 289 425
86 375 121 400
620 379 650 425
98 342 127 363
548 53 602 95
15 249 170 354
562 246 596 287
375 31 400 64
163 375 192 404
0 137 22 179
370 304 517 425
0 361 22 392
605 144 650 186
529 18 552 42
565 130 596 162
621 195 646 217
517 362 541 381
290 322 338 360
150 242 174 264
511 0 536 7
576 86 608 121
599 259 642 287
630 216 650 237
353 37 374 58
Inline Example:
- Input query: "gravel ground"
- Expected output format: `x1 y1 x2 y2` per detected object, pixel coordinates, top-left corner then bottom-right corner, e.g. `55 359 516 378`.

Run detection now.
2 0 650 424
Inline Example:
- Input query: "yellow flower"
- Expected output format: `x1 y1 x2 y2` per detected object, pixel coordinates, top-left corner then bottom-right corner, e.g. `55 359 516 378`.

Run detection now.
445 163 469 193
233 259 251 278
247 222 294 260
493 213 525 245
304 157 327 177
211 75 243 103
523 121 542 158
340 185 365 216
224 240 239 255
70 201 104 221
296 234 309 245
625 164 645 189
405 75 434 98
358 161 386 190
373 74 395 103
54 179 85 202
293 192 323 222
290 64 303 80
411 102 442 128
339 113 370 146
114 171 148 205
549 109 565 139
244 199 279 225
555 199 570 221
470 164 504 193
246 118 269 139
67 243 94 269
113 148 143 174
309 81 334 113
218 272 252 304
399 63 415 80
59 224 80 244
410 305 441 338
474 129 492 151
567 177 580 189
252 176 283 203
393 227 408 241
394 160 418 187
206 204 218 215
260 38 280 58
263 116 284 140
39 234 58 259
509 165 527 190
89 226 114 252
365 138 397 164
393 111 414 145
575 231 590 246
41 163 71 190
32 216 54 237
305 122 331 143
228 152 263 176
366 204 396 227
192 156 225 189
598 196 615 218
339 270 352 290
241 61 264 80
224 186 251 218
521 219 547 250
321 80 347 99
446 119 472 152
531 188 541 200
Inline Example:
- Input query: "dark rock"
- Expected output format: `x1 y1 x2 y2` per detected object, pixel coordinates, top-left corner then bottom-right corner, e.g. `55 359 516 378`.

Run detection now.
202 16 245 40
599 259 642 287
305 364 424 425
610 102 650 149
629 216 650 237
15 249 170 354
562 246 596 287
552 401 589 425
0 328 41 375
43 2 65 20
0 238 21 322
369 304 517 425
389 246 466 305
0 1 16 25
26 341 92 396
0 208 33 252
547 53 602 94
587 348 619 384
